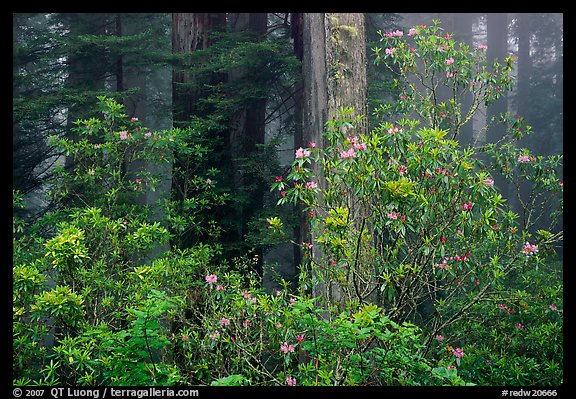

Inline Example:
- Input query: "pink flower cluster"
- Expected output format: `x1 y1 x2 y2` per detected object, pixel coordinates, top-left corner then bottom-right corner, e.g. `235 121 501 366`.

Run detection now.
295 147 311 159
340 147 356 159
205 274 218 284
517 155 532 163
522 241 538 256
383 29 404 37
386 211 404 221
498 303 515 315
461 202 473 211
452 347 465 358
285 376 297 386
340 136 368 159
220 317 230 327
435 251 471 269
280 342 295 354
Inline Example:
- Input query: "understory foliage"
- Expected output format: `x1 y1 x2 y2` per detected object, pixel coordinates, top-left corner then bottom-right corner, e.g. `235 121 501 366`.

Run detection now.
14 21 562 386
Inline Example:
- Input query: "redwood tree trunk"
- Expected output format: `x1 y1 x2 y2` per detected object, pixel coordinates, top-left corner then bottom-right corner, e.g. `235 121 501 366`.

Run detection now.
299 13 368 302
172 13 226 123
227 13 268 276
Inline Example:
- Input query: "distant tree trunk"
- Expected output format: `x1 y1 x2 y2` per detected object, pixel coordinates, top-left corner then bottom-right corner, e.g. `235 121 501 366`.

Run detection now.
486 13 510 199
516 13 531 119
64 13 108 171
120 13 173 263
486 13 509 144
171 12 226 250
453 13 476 145
299 12 368 302
290 12 305 279
227 13 268 276
514 13 532 219
172 13 226 124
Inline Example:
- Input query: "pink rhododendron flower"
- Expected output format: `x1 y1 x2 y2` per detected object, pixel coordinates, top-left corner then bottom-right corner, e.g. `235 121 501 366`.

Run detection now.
408 28 418 36
477 44 487 50
295 147 311 158
549 304 557 311
340 147 356 159
305 181 318 189
445 57 454 65
385 47 395 55
131 117 139 122
220 317 231 326
209 330 220 340
144 132 152 138
384 30 404 37
522 241 538 256
205 274 218 284
452 347 465 358
215 285 225 291
285 376 296 386
296 334 305 343
280 342 295 354
119 131 128 140
435 334 445 341
517 155 532 163
484 177 495 186
462 202 473 211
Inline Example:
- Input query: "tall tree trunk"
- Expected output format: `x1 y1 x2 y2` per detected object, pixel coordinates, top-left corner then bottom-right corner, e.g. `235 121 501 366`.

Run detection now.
486 13 510 200
64 13 108 171
514 13 532 220
171 13 226 250
453 13 476 145
299 13 368 303
226 13 269 276
486 13 509 144
172 13 226 125
121 13 173 263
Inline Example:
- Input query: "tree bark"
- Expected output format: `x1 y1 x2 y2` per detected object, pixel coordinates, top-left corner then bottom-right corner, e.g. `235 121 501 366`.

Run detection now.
172 13 226 123
121 13 173 263
299 13 368 302
486 13 509 144
227 13 268 276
